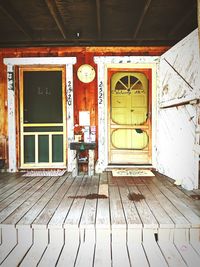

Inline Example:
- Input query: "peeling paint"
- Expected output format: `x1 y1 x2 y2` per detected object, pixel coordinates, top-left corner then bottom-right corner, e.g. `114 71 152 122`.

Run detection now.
158 30 199 190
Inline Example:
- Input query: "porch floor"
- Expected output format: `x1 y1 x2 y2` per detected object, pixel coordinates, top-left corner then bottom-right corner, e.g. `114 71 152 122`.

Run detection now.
0 171 200 266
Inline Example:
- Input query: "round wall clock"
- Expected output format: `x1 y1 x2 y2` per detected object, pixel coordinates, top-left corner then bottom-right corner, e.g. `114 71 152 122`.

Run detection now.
77 64 95 83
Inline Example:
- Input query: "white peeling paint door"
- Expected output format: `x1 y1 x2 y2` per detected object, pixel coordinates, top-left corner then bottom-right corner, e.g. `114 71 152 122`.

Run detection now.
157 29 200 190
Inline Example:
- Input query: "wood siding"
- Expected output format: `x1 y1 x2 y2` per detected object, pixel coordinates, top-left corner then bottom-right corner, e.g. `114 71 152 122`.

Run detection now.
0 46 168 165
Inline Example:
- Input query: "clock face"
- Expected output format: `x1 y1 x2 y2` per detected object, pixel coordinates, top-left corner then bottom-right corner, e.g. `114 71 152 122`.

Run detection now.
77 64 95 83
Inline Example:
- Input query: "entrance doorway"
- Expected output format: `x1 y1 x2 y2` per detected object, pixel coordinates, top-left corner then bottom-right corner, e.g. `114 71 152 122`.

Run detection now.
19 66 66 169
108 69 152 164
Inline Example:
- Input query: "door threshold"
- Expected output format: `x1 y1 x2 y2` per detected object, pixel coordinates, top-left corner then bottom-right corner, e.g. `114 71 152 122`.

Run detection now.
106 164 154 170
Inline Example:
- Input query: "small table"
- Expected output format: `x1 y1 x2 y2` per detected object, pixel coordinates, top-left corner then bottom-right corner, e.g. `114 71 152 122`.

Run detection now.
70 142 96 176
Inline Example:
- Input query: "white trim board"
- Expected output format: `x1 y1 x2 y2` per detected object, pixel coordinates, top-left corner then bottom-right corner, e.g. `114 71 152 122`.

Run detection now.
94 56 159 173
3 57 77 172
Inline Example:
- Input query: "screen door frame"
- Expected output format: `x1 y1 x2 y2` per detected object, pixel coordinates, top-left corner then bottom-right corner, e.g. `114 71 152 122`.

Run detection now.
19 65 67 169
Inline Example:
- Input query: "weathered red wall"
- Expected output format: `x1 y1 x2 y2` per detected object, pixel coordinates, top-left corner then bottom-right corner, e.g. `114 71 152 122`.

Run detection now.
0 46 169 163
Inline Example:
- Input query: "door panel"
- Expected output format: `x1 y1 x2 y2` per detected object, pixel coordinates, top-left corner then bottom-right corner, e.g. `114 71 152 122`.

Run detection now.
19 67 66 169
111 129 148 150
109 70 151 164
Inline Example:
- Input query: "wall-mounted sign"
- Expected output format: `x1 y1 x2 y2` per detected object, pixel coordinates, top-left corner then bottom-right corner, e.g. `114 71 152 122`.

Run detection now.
79 111 90 126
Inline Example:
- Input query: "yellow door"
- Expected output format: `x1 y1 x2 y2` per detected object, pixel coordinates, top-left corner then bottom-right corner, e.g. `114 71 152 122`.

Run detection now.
109 71 151 164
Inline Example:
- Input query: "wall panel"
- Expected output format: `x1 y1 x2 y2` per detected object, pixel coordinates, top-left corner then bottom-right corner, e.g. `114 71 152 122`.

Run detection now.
157 29 200 189
0 46 167 167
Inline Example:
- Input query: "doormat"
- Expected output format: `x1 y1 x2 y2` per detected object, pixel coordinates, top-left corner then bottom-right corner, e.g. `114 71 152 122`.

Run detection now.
112 169 154 177
23 170 66 177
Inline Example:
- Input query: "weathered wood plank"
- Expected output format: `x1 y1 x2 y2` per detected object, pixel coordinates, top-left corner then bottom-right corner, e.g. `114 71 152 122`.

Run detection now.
152 178 200 227
79 175 99 228
0 177 33 201
108 173 126 228
155 173 200 216
37 229 64 267
0 176 42 212
1 226 32 267
0 177 47 223
143 229 168 267
0 175 27 196
57 229 80 267
48 176 82 228
0 171 199 267
32 174 73 228
2 176 52 224
112 228 130 267
20 229 48 267
174 228 200 266
128 185 158 229
127 228 149 267
109 184 126 227
175 242 200 266
64 176 91 228
16 176 63 226
137 183 174 228
145 181 190 228
0 225 17 264
158 242 187 267
116 177 142 228
75 229 95 267
94 229 112 267
96 172 110 228
190 229 200 256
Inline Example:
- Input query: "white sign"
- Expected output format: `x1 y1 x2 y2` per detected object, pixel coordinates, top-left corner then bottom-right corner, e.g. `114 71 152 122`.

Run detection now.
79 111 90 126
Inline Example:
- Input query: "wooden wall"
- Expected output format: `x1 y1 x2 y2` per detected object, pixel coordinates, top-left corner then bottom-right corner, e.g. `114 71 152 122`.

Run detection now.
0 46 168 164
157 29 200 190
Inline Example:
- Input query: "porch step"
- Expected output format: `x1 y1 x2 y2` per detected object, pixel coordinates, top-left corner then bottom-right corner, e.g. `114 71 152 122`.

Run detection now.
0 225 200 266
0 171 200 265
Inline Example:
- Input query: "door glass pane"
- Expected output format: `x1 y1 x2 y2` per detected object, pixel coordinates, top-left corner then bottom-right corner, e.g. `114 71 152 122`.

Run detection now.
111 72 148 125
38 135 49 162
24 135 35 163
23 71 63 123
52 135 63 162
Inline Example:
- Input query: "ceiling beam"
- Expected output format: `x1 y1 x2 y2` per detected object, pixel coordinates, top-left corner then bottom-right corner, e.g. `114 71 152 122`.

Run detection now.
168 5 196 37
96 0 101 39
0 37 176 48
0 0 33 39
45 0 67 39
133 0 152 38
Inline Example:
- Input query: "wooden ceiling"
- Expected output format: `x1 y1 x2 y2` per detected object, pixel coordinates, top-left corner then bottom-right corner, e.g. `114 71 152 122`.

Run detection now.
0 0 197 47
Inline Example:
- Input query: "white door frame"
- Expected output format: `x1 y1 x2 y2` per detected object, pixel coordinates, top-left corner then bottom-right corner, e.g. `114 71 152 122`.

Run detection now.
3 57 76 172
94 56 159 173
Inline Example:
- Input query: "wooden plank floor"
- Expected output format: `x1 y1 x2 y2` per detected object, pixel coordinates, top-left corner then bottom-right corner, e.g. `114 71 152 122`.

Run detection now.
0 171 200 266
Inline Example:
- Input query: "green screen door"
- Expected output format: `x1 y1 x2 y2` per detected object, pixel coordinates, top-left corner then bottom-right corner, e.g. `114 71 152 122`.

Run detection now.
20 67 66 168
